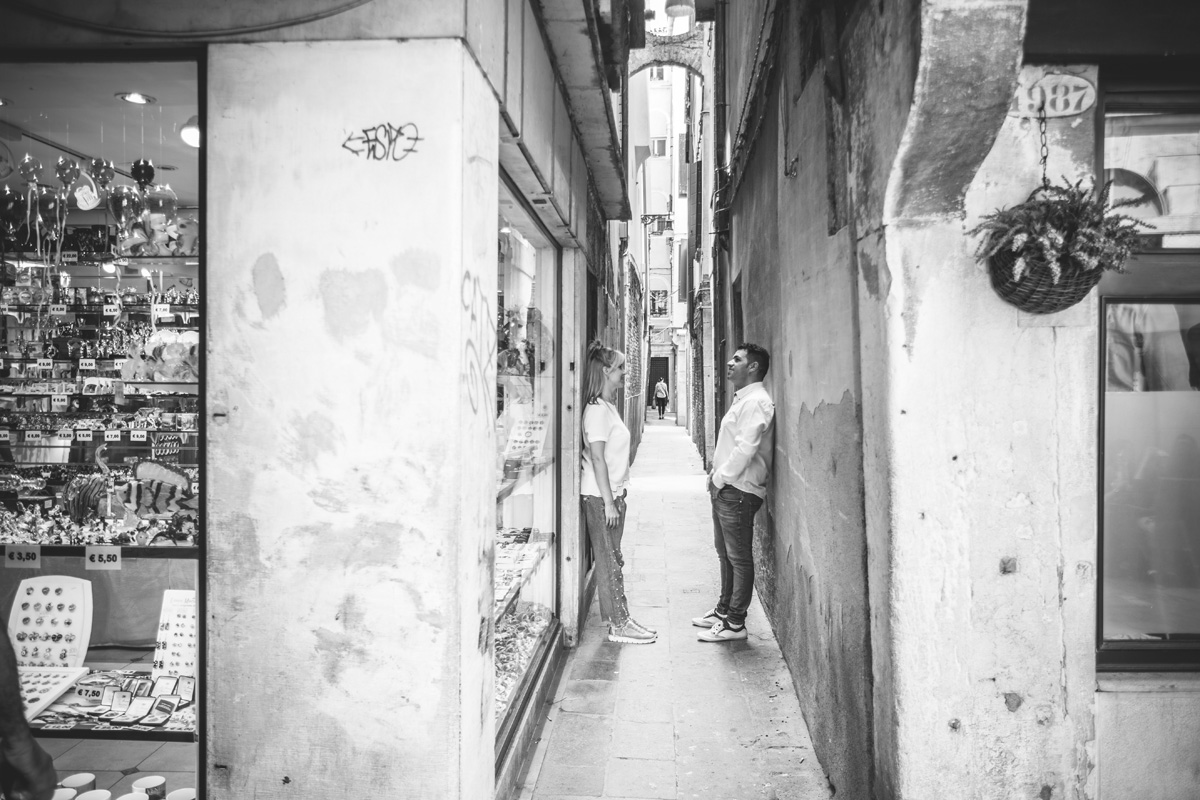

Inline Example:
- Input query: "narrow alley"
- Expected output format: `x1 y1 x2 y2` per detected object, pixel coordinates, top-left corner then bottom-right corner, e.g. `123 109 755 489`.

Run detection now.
518 414 833 800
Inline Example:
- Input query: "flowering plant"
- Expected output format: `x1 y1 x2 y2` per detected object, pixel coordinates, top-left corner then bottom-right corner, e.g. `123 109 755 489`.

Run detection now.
969 178 1152 284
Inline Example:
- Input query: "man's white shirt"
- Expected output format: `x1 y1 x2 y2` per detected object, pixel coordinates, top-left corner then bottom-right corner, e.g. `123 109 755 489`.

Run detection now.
711 382 774 498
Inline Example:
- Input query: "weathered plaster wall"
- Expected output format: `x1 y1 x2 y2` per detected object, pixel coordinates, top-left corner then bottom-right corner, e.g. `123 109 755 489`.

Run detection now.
726 2 881 796
1096 677 1200 799
843 3 924 797
206 40 498 799
880 43 1099 795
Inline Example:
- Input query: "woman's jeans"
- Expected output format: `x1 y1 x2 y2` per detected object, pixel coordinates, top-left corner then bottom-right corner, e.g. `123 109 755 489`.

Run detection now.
710 483 763 627
582 493 630 628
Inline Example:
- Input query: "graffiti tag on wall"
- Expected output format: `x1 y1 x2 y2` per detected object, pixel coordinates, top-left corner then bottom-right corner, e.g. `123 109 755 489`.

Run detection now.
342 123 422 161
461 270 495 418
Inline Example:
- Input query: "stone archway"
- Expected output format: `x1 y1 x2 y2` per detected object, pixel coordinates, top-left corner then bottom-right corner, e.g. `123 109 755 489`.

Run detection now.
628 29 705 79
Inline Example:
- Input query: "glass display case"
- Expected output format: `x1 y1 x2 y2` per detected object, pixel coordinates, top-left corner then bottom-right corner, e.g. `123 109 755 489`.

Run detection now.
494 180 560 737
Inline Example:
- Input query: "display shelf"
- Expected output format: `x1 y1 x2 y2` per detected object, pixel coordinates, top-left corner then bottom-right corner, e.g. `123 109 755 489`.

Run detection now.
122 382 198 396
493 533 554 623
0 545 199 559
32 726 195 743
25 663 197 741
0 429 199 436
0 304 199 313
0 357 124 365
496 460 554 503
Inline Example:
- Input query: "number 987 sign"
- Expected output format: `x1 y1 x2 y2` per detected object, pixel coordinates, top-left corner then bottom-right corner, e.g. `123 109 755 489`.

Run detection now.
1008 74 1095 119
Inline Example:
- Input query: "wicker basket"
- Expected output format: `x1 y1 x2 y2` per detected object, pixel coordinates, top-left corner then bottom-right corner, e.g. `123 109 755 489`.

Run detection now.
988 248 1103 314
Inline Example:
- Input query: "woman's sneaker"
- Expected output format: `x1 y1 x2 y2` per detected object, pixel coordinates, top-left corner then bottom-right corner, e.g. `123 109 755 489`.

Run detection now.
627 618 657 637
697 619 747 642
691 608 727 628
608 621 657 644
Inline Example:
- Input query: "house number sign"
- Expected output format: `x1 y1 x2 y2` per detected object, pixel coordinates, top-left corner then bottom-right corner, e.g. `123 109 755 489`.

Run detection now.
1008 74 1096 118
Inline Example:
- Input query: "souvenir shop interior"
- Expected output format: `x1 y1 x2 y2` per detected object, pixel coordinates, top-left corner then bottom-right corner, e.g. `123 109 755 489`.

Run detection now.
0 59 201 800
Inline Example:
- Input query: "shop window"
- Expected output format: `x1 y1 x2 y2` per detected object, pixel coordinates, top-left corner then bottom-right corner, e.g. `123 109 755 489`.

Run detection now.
0 59 202 788
1103 112 1200 250
495 179 560 745
1101 299 1200 668
1099 86 1200 670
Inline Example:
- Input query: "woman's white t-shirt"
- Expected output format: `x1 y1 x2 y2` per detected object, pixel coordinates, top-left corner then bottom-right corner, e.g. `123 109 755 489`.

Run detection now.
581 399 631 497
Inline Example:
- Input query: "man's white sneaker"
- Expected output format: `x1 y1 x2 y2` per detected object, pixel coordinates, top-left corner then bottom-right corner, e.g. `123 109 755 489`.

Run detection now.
691 608 727 628
697 619 747 642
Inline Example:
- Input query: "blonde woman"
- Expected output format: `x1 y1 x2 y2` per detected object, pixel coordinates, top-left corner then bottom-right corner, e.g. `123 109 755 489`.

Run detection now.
581 341 656 644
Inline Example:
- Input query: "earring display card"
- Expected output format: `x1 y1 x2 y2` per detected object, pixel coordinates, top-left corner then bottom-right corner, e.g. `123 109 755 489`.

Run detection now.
153 589 196 679
7 576 92 668
16 666 90 721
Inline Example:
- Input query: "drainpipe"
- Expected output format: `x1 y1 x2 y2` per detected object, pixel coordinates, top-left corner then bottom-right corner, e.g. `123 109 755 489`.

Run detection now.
712 0 729 423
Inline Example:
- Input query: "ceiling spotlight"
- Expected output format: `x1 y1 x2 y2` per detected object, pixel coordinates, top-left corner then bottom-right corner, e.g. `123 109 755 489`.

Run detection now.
117 92 157 105
180 115 200 148
0 97 11 107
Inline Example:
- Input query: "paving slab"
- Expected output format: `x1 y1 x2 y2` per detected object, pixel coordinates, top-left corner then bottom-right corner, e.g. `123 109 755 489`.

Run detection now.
520 418 832 800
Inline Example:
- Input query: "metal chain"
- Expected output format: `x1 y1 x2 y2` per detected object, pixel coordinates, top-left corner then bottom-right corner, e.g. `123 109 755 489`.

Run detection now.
1037 101 1050 188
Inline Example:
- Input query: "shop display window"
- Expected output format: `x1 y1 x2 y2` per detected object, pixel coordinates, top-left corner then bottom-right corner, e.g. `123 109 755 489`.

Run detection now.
1101 298 1200 664
0 60 201 793
494 180 559 738
1103 112 1200 250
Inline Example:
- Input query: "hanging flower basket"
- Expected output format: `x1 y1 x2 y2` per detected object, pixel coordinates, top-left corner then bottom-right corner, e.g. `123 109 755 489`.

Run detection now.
987 247 1103 314
970 179 1153 315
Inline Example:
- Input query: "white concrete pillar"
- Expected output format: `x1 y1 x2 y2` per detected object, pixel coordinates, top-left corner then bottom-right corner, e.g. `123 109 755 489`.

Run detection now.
205 39 498 799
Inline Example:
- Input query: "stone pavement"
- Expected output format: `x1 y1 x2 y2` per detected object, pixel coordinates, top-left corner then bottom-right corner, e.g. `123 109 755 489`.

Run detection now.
518 413 834 800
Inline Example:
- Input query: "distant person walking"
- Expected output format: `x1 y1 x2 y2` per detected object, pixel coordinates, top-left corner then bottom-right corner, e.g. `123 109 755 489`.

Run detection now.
581 341 657 645
694 343 775 642
654 378 669 419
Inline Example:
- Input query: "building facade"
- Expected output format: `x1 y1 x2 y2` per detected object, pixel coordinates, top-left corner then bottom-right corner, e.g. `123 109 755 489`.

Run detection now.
702 0 1200 798
0 2 645 798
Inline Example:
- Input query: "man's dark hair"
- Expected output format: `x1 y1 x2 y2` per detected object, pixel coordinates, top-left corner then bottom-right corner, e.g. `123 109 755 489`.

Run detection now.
738 342 770 380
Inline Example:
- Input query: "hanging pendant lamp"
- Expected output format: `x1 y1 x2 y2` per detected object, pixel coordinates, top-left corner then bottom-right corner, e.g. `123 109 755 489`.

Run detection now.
665 0 694 17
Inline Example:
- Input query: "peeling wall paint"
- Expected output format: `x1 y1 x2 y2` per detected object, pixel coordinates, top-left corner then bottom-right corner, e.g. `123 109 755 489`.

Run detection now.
725 3 888 796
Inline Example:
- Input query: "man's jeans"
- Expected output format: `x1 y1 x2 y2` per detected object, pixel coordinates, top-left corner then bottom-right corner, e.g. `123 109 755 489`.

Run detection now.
710 483 763 627
582 493 630 627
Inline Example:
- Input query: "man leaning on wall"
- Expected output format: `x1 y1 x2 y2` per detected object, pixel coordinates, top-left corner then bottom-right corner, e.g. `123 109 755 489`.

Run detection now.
694 343 775 642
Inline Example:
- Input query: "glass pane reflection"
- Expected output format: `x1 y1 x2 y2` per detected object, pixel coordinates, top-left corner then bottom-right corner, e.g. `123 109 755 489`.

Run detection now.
1103 300 1200 641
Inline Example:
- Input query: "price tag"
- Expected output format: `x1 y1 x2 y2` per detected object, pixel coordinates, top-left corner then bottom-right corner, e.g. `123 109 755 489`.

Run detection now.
130 429 148 442
24 430 42 442
102 304 119 317
0 431 9 443
36 359 52 371
51 394 69 412
86 546 122 571
55 428 73 440
113 358 127 370
79 358 97 371
151 303 170 319
5 545 41 569
76 686 106 702
75 429 93 442
104 430 121 442
50 304 67 316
